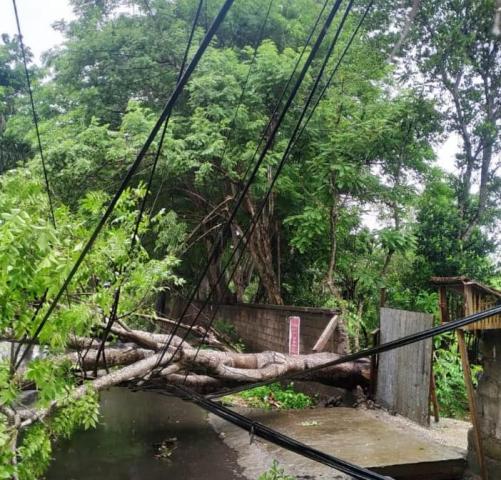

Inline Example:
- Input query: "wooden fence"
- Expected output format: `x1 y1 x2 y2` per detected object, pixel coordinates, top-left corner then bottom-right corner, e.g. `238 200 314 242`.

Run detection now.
376 308 433 426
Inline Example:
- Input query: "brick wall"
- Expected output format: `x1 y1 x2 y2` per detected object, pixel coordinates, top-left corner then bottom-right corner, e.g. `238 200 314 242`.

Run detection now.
203 303 346 354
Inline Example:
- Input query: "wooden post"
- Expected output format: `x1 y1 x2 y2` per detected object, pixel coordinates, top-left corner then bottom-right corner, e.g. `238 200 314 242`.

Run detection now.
370 328 380 398
457 329 487 480
429 365 440 423
312 315 338 352
438 285 449 323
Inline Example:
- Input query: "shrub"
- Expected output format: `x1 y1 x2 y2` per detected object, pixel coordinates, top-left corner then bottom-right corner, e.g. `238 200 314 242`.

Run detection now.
258 460 296 480
237 383 313 410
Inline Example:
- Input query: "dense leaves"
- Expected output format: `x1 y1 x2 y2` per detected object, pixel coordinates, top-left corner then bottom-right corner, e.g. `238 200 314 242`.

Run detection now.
0 0 499 476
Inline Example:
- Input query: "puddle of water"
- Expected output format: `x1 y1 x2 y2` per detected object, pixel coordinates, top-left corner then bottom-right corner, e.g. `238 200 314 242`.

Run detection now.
46 387 245 480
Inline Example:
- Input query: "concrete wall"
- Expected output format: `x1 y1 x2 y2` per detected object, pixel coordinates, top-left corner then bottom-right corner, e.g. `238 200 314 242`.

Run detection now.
468 330 501 478
203 303 347 355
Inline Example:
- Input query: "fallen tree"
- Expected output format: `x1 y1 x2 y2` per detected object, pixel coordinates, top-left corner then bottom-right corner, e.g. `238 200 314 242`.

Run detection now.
12 319 370 429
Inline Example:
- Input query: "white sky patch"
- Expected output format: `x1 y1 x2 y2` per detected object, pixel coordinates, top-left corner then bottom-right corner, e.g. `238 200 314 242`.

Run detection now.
437 133 460 174
0 0 74 62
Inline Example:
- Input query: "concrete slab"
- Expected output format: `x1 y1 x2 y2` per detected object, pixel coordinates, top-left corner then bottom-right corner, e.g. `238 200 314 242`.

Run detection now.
210 407 466 480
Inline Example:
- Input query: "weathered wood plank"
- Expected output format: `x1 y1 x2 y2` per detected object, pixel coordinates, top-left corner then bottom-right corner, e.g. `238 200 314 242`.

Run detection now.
312 315 338 352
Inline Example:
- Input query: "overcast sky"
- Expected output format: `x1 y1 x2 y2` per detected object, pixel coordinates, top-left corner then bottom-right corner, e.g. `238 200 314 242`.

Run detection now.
0 0 459 173
0 0 74 60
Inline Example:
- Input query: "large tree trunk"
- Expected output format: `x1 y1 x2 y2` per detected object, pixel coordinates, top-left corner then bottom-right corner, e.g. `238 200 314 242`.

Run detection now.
242 196 283 305
14 320 370 428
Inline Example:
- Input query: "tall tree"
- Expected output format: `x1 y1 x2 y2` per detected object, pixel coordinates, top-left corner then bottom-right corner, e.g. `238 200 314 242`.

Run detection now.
405 0 500 238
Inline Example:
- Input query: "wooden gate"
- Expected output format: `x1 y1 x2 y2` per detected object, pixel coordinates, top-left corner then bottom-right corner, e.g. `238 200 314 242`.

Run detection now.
376 308 433 426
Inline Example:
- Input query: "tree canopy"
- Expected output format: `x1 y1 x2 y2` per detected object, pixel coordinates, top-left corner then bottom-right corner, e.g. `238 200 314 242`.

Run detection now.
0 0 499 477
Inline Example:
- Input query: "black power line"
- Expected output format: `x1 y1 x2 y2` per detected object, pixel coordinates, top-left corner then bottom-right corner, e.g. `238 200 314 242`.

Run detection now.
223 0 329 189
14 0 237 370
191 0 375 366
147 0 334 370
208 304 501 398
127 0 328 352
93 0 206 371
293 0 374 148
183 0 359 380
155 385 392 480
153 0 346 370
12 0 56 227
130 0 205 248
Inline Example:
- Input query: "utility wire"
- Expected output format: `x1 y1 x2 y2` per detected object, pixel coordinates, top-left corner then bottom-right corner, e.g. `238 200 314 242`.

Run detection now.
15 0 236 370
158 385 392 480
148 0 333 368
93 0 206 370
209 304 501 398
145 0 333 372
131 0 204 248
153 0 346 371
293 0 374 148
146 0 328 226
219 0 323 188
12 0 56 227
183 0 358 381
192 0 374 356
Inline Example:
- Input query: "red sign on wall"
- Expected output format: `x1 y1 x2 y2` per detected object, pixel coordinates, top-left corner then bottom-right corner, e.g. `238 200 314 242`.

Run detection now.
288 316 301 355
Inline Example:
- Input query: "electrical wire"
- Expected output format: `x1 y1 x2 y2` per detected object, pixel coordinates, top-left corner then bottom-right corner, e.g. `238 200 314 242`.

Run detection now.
130 0 205 248
146 0 334 370
292 0 374 148
155 385 393 480
188 0 375 368
221 0 328 189
93 0 206 370
208 304 501 398
146 0 328 221
113 0 276 365
183 0 358 382
153 0 346 370
14 0 237 370
12 0 56 227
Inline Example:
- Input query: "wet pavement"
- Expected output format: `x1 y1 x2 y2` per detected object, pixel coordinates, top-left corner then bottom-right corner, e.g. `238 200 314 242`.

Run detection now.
210 406 467 480
46 388 245 480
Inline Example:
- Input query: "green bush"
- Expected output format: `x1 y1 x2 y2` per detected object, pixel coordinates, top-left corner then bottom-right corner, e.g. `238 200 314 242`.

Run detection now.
213 319 246 352
258 460 296 480
238 383 313 410
433 333 482 419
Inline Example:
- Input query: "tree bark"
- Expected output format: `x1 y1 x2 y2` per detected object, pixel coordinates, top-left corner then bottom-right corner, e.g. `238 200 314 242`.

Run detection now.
15 324 370 429
243 196 283 305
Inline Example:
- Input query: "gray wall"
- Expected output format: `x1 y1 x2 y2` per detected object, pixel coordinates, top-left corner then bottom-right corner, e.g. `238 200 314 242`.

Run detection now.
468 330 501 478
204 303 347 355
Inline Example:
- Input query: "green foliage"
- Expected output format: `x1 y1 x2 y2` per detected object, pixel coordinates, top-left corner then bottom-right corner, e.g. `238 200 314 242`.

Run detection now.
0 361 19 406
25 359 73 406
0 34 32 173
0 169 181 348
236 383 313 410
433 333 482 419
17 426 52 480
52 390 100 438
213 319 245 352
0 415 15 480
0 168 181 477
0 0 499 475
413 171 496 285
258 460 296 480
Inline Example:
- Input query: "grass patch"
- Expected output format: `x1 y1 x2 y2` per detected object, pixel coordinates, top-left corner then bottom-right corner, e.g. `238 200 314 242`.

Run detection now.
223 383 314 410
258 460 296 480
